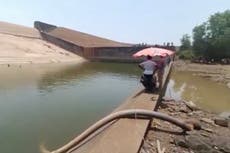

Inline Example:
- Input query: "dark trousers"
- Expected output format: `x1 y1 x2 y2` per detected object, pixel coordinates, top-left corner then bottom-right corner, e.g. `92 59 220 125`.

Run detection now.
141 74 154 91
144 74 153 81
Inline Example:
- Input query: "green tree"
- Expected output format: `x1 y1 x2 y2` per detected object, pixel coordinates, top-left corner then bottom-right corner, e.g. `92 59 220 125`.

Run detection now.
192 10 230 60
192 23 208 56
178 34 193 59
180 34 191 51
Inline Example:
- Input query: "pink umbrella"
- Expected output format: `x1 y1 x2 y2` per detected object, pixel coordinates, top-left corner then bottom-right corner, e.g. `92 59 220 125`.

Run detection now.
133 47 174 57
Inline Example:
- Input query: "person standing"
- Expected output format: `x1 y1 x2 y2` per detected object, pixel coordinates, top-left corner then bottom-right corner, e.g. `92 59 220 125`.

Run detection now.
139 55 157 91
156 55 165 89
165 53 171 65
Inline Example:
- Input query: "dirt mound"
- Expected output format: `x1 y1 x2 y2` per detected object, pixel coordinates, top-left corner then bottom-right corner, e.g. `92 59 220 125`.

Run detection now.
0 33 85 64
0 21 41 38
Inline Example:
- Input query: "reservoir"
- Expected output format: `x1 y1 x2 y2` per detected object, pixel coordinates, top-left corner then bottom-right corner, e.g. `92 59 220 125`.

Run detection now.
0 62 140 153
0 62 230 153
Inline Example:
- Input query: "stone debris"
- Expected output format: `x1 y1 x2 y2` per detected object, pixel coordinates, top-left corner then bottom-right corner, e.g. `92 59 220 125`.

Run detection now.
200 118 214 125
140 99 230 153
201 127 213 133
184 119 202 130
182 100 200 111
214 117 229 127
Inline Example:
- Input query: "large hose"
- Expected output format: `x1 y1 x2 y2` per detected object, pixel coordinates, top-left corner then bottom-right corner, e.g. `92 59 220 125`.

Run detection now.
41 109 192 153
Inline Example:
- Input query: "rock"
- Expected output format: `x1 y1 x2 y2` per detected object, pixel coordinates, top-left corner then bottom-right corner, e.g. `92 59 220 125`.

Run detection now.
152 121 161 127
179 105 190 113
183 100 200 111
201 127 213 133
185 134 215 153
173 137 189 148
201 118 214 125
167 107 175 112
212 136 230 153
200 132 210 137
214 117 229 127
194 110 203 115
185 123 194 131
160 102 169 109
184 119 202 130
219 112 230 119
170 138 174 144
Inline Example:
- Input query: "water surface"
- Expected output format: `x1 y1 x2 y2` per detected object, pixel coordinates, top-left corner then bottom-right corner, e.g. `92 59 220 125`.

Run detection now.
1 62 230 153
165 70 230 112
0 62 140 153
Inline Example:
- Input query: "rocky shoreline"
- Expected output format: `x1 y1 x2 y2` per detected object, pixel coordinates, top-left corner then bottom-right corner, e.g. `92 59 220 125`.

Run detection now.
140 99 230 153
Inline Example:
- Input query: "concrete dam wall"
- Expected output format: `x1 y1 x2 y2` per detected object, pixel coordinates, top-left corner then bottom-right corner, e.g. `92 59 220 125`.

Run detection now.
34 21 175 62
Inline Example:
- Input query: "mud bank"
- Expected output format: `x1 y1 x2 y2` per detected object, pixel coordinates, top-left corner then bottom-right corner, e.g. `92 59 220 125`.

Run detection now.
174 60 230 89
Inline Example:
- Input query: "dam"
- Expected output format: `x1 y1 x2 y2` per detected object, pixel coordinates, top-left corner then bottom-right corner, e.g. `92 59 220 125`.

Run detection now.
0 21 175 153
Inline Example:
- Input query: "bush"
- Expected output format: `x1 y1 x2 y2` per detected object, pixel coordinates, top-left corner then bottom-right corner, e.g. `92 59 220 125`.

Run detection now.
178 50 194 60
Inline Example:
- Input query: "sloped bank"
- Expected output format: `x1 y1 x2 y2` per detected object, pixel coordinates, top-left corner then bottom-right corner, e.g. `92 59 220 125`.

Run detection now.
0 21 86 65
0 33 86 65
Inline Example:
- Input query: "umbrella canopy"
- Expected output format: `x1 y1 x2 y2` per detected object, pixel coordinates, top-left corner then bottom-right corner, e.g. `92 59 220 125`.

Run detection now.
133 47 174 57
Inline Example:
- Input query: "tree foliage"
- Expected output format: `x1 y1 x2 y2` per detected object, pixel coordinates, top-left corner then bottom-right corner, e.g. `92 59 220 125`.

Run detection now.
192 10 230 60
180 34 191 51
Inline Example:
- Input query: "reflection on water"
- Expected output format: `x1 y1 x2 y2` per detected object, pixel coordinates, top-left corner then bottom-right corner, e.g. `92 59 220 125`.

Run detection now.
0 62 140 153
38 62 139 93
165 70 230 112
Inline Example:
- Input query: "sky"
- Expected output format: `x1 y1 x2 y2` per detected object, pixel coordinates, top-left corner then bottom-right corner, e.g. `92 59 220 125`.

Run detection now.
0 0 229 45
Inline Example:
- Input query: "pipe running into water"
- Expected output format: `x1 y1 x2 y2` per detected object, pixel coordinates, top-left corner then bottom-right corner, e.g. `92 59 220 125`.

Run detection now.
41 109 192 153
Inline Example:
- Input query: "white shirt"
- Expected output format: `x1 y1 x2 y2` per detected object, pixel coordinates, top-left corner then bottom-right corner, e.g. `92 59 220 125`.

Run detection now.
140 60 157 75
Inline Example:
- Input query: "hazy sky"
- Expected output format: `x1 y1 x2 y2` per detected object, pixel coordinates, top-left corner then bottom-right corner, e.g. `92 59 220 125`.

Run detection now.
0 0 229 45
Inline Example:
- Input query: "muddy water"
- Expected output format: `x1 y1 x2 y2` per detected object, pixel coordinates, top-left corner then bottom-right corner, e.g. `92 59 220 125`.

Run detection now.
165 70 230 113
0 62 140 153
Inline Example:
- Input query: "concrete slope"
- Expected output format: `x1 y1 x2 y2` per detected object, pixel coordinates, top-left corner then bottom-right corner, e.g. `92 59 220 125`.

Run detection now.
47 27 132 48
